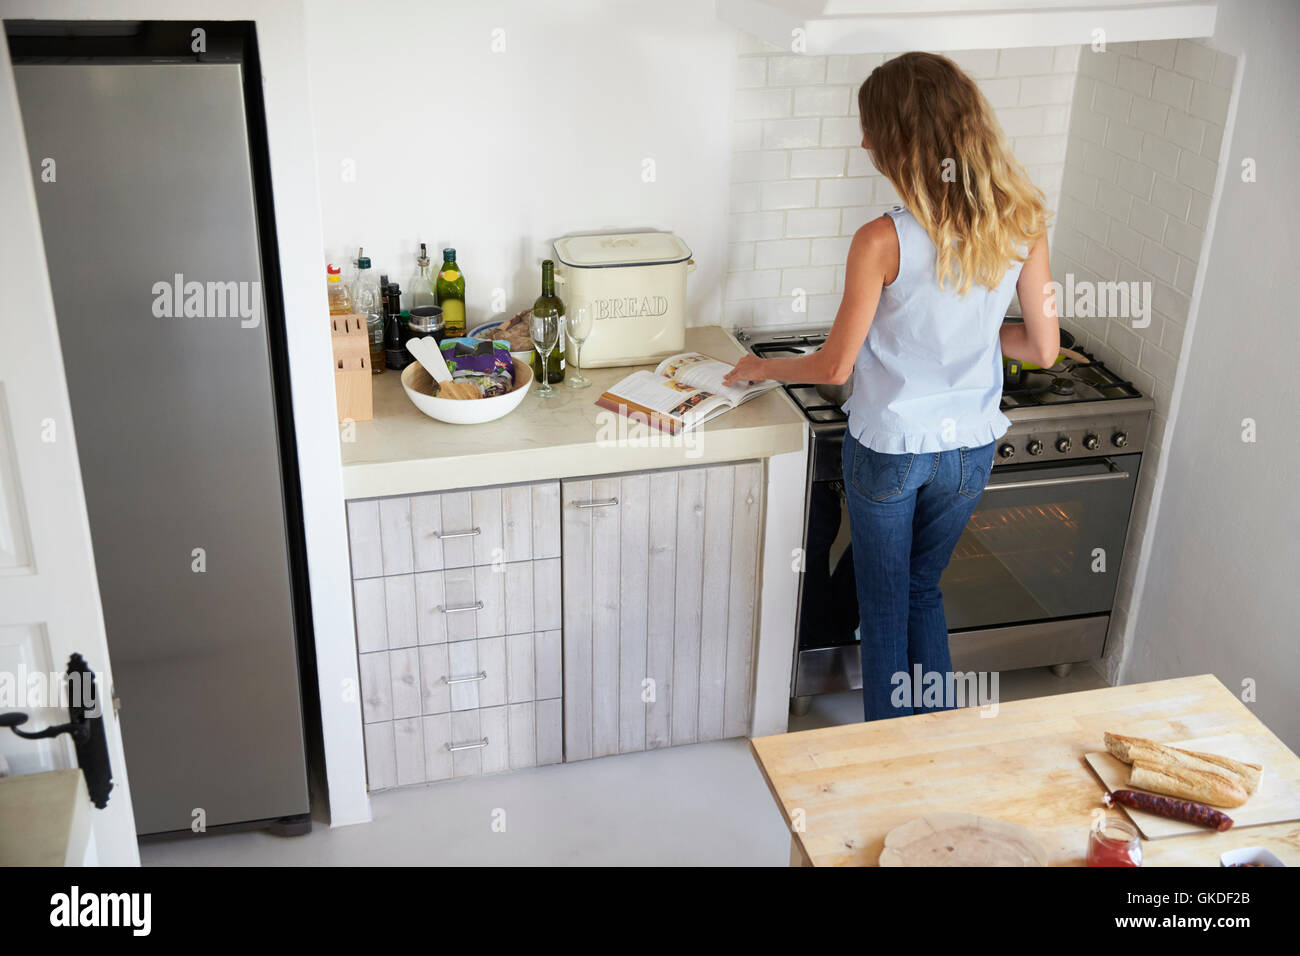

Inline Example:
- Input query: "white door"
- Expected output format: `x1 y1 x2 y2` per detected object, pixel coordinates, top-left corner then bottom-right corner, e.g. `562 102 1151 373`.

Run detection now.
0 43 139 865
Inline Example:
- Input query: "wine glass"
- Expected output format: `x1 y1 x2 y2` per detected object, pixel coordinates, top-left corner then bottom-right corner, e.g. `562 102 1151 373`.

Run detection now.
567 303 593 389
529 309 560 399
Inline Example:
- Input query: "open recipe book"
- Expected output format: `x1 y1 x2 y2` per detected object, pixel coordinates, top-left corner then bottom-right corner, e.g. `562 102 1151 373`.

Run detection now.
595 352 779 434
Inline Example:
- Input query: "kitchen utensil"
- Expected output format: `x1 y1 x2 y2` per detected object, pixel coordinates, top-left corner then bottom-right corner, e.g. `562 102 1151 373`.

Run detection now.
330 312 372 422
553 231 693 367
879 812 1048 867
566 303 593 389
529 308 561 400
1085 734 1300 840
401 359 532 425
406 334 454 383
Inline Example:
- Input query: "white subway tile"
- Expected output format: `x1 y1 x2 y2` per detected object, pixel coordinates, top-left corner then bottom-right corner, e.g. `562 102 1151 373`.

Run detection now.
1189 80 1230 124
1072 103 1107 145
817 177 872 207
1200 122 1224 159
1042 104 1070 134
1108 41 1139 56
998 46 1055 76
1092 82 1132 122
730 182 760 213
790 148 846 179
762 117 820 149
723 299 753 325
1095 180 1133 221
1175 149 1216 194
978 77 1021 109
847 150 878 176
1160 314 1185 354
736 57 766 89
732 150 789 183
826 53 883 85
1083 141 1120 182
1152 280 1191 322
1053 222 1087 263
1105 320 1143 365
1029 164 1063 197
785 208 842 238
1053 45 1081 73
1018 73 1074 106
1211 51 1237 89
1103 121 1143 161
1139 238 1179 283
1138 341 1178 386
761 179 818 210
1173 256 1198 296
1187 190 1211 228
1063 170 1099 206
820 116 862 147
811 236 853 265
1015 133 1069 165
1164 108 1205 152
754 238 810 270
727 242 755 272
947 48 1000 78
1077 49 1119 84
1084 240 1121 281
1136 39 1177 71
1173 39 1217 82
1129 96 1168 135
781 267 837 296
729 211 786 241
794 85 851 117
1152 68 1192 110
1150 175 1192 219
997 106 1047 137
1073 202 1110 244
1116 56 1155 97
735 88 792 121
872 177 901 205
1117 158 1155 200
1129 199 1167 241
768 55 827 86
737 33 783 56
725 269 781 300
840 205 882 234
1138 135 1180 177
1163 218 1204 260
1107 220 1144 264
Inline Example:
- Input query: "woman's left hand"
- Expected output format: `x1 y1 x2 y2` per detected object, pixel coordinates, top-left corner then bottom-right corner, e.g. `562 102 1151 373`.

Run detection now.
723 354 767 387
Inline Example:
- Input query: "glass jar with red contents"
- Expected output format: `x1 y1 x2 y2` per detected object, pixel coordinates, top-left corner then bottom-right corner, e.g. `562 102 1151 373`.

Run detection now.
1088 816 1143 867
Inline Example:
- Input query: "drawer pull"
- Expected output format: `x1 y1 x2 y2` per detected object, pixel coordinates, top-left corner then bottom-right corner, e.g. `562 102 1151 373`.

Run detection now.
435 527 481 540
440 601 484 614
572 497 619 510
446 737 489 753
443 671 488 685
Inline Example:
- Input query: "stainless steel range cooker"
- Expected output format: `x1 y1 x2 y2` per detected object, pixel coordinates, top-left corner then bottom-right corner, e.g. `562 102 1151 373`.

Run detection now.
735 325 1154 708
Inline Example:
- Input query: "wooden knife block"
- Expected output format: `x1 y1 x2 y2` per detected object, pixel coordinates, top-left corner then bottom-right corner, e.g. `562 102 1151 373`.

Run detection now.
331 313 372 422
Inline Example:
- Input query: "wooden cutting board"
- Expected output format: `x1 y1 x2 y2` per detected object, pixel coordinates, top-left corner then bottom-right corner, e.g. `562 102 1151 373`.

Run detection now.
879 812 1048 867
1085 734 1300 839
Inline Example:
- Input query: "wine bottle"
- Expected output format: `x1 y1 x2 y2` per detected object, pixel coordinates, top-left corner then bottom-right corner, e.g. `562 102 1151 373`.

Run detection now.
435 247 466 337
531 259 566 385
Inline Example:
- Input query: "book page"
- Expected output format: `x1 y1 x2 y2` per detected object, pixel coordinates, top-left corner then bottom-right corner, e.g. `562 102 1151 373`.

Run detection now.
655 351 779 406
599 369 732 431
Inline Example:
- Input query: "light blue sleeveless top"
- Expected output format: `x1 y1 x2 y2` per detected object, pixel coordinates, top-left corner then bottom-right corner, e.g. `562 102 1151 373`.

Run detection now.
844 206 1021 454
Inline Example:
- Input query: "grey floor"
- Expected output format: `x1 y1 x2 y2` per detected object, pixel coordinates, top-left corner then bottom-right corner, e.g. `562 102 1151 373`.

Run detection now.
139 663 1106 866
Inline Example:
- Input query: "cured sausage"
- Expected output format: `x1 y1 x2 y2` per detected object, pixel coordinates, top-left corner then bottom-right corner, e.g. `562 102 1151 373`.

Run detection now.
1104 789 1234 830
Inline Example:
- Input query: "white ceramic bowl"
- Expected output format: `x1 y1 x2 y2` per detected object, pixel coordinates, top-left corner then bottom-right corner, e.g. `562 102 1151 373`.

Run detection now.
401 360 532 425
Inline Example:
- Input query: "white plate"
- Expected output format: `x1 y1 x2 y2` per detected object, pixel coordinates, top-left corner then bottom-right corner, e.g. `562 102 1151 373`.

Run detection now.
469 319 533 363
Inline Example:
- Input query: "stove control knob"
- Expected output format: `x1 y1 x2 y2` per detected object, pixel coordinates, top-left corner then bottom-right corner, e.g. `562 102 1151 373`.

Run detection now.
997 442 1016 460
1083 433 1100 451
1055 436 1072 453
1026 439 1044 456
1112 431 1129 448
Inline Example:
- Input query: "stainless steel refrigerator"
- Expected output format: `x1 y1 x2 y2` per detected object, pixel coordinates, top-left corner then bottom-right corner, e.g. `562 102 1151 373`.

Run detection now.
13 34 313 836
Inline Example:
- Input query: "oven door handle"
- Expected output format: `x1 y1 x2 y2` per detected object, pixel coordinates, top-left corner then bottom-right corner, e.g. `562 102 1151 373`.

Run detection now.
983 458 1130 493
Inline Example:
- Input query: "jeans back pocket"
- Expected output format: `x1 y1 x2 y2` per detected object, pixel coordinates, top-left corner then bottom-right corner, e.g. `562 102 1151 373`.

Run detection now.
957 442 996 499
850 441 914 502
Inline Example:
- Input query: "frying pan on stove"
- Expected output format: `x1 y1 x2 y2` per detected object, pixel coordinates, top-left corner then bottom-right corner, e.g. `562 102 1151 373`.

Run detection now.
1003 327 1078 388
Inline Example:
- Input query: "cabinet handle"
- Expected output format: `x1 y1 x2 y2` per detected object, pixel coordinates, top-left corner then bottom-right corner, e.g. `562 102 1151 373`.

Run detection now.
572 498 619 509
435 527 481 540
442 671 488 685
440 601 484 614
446 737 489 753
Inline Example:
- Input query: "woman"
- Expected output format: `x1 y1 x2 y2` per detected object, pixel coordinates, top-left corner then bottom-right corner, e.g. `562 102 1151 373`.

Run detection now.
724 52 1060 721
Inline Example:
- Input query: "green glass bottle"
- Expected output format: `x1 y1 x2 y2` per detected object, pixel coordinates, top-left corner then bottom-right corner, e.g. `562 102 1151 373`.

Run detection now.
435 247 466 337
531 259 566 385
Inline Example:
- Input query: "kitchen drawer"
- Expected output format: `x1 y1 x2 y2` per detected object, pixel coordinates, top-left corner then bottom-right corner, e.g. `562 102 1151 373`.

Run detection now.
362 698 563 790
352 559 560 650
358 632 562 723
346 481 561 579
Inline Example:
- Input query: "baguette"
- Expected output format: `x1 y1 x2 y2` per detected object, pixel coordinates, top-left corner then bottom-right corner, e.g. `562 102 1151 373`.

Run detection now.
1104 731 1263 796
1129 759 1249 809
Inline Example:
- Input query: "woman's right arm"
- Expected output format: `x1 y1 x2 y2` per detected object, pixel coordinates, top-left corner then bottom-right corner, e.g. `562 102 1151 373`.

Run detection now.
1002 235 1060 368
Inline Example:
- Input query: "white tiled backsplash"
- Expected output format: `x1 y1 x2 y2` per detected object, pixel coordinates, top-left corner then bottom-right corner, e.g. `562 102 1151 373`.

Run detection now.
724 36 1080 330
1051 38 1236 679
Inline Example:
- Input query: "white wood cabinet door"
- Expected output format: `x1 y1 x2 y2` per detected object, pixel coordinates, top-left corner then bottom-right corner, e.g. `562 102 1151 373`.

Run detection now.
562 462 763 761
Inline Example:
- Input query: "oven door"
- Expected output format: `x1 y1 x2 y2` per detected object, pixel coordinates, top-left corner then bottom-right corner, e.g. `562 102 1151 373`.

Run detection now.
943 453 1141 630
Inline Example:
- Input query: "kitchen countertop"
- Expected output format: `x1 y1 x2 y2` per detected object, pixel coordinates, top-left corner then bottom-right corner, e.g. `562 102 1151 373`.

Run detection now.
751 674 1300 867
340 325 807 499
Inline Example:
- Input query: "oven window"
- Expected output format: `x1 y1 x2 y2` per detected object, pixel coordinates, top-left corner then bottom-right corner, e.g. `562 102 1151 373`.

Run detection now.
942 454 1141 630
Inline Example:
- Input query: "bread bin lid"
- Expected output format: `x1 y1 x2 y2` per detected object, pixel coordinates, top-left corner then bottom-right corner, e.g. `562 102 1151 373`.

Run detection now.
553 231 692 268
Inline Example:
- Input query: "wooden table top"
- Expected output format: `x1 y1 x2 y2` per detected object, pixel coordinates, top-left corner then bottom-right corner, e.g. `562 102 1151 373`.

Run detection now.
750 674 1300 867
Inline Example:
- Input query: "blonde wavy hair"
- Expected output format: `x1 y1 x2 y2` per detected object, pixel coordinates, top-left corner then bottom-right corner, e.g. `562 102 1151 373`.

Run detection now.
858 52 1050 295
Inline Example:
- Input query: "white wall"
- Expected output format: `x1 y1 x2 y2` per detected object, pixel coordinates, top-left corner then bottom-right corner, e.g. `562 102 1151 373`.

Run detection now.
723 38 1079 330
1123 0 1300 749
0 0 371 829
304 0 736 326
1052 37 1236 680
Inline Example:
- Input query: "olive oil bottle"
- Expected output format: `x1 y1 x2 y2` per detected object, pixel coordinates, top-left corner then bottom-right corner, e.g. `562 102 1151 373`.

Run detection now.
531 259 566 385
435 247 466 337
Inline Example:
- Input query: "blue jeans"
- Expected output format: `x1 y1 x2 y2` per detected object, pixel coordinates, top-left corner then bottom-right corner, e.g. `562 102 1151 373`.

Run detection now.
841 432 996 722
